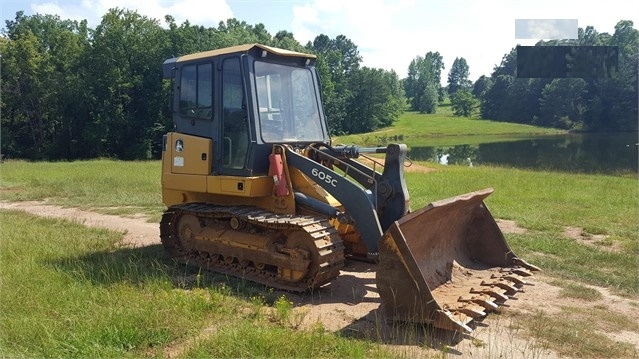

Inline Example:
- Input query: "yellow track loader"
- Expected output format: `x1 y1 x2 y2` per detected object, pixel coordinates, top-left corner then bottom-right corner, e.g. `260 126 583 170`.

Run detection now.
160 44 539 333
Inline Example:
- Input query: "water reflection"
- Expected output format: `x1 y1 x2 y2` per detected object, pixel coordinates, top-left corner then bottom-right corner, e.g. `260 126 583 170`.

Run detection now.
412 144 478 166
405 133 638 174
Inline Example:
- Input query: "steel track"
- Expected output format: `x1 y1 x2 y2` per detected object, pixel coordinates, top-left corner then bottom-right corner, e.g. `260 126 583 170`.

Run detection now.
160 203 345 292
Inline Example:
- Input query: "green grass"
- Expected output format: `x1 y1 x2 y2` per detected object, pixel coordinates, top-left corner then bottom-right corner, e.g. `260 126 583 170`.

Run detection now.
182 322 389 358
0 111 637 358
523 307 638 358
0 211 219 357
550 280 604 301
510 232 638 296
2 159 637 296
404 164 638 296
0 159 164 220
0 210 393 358
335 110 566 147
407 165 638 235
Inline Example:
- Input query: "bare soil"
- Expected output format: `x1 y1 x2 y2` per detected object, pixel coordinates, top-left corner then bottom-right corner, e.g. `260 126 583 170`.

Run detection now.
2 200 637 358
0 201 159 247
563 226 621 253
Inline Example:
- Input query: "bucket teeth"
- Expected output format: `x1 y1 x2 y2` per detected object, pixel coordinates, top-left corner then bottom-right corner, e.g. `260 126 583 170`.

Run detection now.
502 267 535 277
459 295 499 310
494 273 527 286
512 267 534 277
512 258 542 272
435 310 473 333
471 287 509 302
455 305 487 318
481 280 520 295
375 188 541 334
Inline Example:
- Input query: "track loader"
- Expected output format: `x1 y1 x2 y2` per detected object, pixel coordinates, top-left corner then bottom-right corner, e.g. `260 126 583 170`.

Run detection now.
160 44 540 333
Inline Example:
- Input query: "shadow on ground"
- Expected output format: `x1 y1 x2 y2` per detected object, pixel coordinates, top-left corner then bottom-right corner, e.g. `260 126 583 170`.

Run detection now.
337 309 492 354
49 244 473 354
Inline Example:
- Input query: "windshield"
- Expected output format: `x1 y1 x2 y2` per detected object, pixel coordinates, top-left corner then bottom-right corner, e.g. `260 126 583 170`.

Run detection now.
254 61 324 142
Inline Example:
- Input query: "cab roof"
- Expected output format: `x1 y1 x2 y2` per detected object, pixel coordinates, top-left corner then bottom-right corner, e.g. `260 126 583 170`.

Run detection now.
163 43 316 78
177 43 316 63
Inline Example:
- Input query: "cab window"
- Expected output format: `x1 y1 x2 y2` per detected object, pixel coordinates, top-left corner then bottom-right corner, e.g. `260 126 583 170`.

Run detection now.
180 63 213 119
255 61 323 142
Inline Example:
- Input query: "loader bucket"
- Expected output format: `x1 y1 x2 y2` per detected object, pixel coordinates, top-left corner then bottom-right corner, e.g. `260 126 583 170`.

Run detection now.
376 188 540 333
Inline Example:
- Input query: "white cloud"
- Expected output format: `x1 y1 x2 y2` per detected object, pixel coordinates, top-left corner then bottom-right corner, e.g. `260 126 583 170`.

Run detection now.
292 0 413 47
291 0 418 75
291 0 512 81
516 19 578 39
290 0 637 82
291 3 320 45
29 0 233 28
20 0 639 83
30 2 64 15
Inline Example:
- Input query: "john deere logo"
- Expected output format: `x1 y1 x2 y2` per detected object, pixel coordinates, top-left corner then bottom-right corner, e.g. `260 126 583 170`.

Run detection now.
175 139 184 152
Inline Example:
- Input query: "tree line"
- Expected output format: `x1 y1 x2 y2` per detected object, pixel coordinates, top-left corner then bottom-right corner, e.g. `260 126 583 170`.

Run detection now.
0 9 405 160
1 9 637 161
403 20 638 129
476 21 638 132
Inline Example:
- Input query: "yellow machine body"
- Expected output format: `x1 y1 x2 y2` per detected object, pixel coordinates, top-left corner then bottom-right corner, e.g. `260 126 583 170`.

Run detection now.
159 44 539 333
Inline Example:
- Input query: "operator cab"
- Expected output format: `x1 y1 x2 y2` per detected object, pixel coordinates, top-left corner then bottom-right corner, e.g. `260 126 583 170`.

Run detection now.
163 44 330 177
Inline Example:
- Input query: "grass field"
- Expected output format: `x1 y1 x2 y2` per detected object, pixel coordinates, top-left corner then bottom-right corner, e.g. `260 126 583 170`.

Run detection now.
1 112 637 358
0 210 390 358
1 158 637 357
335 106 566 147
404 165 638 295
0 159 163 220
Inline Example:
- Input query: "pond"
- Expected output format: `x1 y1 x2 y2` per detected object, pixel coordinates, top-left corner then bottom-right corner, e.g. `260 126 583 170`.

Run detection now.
403 133 638 174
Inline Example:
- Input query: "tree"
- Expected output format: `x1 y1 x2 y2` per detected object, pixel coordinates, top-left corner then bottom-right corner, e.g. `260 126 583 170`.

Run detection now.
403 57 421 109
472 75 492 99
307 34 363 134
480 75 512 121
424 51 446 102
272 30 301 50
6 10 382 159
333 35 362 75
539 79 587 129
605 20 638 131
87 8 169 159
491 47 517 77
1 12 90 159
345 67 405 133
313 54 346 135
478 21 637 132
447 57 471 96
451 90 478 117
418 80 438 114
404 52 444 113
578 26 603 46
309 34 361 78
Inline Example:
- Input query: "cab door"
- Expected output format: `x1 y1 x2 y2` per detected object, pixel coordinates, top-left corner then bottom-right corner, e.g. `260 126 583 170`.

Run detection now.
219 56 250 174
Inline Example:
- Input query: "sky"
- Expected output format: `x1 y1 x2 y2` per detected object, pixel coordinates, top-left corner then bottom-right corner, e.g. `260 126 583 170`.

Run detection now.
1 0 638 83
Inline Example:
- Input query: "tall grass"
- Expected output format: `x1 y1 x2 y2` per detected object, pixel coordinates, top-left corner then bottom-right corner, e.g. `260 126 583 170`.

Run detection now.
0 211 393 358
182 323 389 358
0 159 163 218
0 211 225 357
